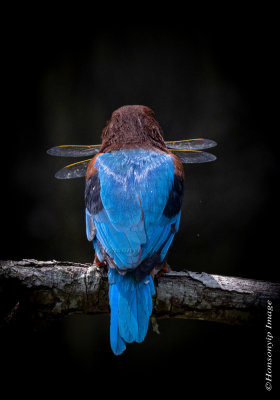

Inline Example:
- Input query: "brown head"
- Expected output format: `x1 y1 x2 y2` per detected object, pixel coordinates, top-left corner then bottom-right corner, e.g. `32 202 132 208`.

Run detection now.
99 105 168 153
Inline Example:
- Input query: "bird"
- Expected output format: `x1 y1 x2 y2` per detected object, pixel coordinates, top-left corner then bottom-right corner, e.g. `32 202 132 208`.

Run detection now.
47 105 217 355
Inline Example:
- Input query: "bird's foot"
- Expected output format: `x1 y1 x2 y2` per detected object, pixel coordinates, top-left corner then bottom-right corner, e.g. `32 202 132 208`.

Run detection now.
151 262 171 280
94 255 107 268
161 263 171 274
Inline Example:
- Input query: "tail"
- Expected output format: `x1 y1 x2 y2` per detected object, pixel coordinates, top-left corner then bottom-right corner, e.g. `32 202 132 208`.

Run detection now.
108 268 155 355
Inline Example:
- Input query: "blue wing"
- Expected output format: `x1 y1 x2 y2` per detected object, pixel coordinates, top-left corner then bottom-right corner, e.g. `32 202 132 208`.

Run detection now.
85 148 184 277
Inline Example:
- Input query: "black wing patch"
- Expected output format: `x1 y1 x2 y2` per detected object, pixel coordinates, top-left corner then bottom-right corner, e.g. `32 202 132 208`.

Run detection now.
85 173 103 215
85 209 96 241
163 175 184 218
134 223 176 282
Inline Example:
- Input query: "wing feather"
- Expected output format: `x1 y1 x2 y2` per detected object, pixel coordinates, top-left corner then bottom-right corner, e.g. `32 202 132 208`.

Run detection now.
86 149 183 273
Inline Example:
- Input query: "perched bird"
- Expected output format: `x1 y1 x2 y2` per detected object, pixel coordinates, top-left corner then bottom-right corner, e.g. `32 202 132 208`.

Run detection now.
47 105 217 355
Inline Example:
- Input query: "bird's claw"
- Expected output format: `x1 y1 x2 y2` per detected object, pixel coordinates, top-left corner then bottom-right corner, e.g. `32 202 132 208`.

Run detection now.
151 262 171 280
94 255 107 268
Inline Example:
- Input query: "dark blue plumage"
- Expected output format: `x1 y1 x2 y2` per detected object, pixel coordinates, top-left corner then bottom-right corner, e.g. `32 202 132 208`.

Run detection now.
85 148 183 355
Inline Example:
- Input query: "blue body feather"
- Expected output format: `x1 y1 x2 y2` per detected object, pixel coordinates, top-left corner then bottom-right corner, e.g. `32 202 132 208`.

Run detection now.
85 149 183 355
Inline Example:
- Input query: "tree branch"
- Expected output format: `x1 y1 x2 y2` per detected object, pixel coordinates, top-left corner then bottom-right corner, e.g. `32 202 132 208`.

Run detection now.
1 259 279 325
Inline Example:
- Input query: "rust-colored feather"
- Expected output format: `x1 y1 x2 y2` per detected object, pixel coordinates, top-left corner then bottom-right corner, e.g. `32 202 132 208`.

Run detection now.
99 105 168 154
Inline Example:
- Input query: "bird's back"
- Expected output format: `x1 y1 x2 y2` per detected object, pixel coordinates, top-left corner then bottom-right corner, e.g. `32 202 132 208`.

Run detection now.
89 148 180 272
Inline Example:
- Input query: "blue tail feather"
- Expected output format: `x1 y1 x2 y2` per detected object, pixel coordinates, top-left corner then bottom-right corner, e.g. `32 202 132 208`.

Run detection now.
109 283 126 355
108 268 155 355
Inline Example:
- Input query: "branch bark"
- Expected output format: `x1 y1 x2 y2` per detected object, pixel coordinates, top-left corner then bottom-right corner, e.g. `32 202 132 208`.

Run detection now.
1 259 279 325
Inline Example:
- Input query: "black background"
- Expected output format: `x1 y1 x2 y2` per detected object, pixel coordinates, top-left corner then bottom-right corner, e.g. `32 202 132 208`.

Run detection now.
1 6 279 397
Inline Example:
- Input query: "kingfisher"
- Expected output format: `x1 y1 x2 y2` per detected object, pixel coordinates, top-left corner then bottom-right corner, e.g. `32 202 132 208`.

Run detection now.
47 105 217 355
